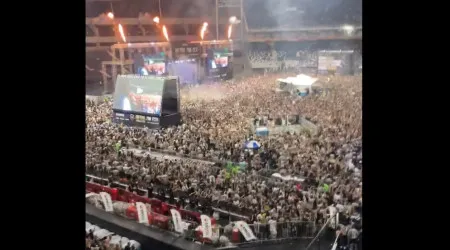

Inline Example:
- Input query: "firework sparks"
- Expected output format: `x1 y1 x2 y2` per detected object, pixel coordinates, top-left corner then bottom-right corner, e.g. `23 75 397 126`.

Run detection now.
162 25 169 41
118 24 127 42
200 22 208 40
227 25 232 39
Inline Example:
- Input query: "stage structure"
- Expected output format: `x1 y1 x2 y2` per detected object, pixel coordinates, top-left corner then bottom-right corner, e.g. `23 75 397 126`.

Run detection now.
190 40 234 56
167 40 235 83
189 40 234 80
112 75 181 128
167 42 202 85
102 40 236 93
102 42 172 93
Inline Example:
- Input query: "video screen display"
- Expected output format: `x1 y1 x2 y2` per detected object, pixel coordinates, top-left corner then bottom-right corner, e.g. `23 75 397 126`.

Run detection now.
139 56 166 76
167 59 198 85
211 53 229 69
113 75 162 116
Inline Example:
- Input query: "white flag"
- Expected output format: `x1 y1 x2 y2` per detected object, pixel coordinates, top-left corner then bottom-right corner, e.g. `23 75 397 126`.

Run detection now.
99 192 114 212
331 242 338 250
170 209 183 233
235 221 257 241
331 231 340 250
86 193 97 198
200 215 212 239
136 202 149 224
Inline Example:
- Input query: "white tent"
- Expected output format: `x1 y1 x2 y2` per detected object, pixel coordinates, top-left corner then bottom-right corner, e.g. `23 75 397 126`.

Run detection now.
277 74 318 87
277 74 319 93
271 173 305 183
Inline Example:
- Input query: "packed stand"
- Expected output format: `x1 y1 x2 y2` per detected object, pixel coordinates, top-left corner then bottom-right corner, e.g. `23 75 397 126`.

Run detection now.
248 51 278 62
248 41 361 72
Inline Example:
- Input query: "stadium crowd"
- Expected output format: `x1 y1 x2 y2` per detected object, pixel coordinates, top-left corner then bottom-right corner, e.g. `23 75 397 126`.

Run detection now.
247 50 318 72
86 73 362 241
86 0 362 248
247 41 362 74
247 50 362 76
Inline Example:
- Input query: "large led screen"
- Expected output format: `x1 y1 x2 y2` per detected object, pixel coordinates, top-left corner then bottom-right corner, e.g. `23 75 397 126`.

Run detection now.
113 75 163 116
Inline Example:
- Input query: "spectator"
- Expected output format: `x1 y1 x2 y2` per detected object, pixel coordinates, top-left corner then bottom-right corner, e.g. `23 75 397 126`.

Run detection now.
347 226 359 250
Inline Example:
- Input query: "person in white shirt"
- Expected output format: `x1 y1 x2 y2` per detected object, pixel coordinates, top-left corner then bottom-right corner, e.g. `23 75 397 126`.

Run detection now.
122 97 132 111
213 210 220 221
268 217 277 239
328 204 338 229
334 192 342 203
140 67 149 75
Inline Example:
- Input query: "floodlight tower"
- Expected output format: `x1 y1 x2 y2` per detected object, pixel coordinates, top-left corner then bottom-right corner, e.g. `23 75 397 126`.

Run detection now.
215 0 245 41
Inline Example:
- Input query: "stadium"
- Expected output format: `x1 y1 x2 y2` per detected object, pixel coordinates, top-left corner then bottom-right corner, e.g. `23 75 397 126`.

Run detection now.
86 1 362 250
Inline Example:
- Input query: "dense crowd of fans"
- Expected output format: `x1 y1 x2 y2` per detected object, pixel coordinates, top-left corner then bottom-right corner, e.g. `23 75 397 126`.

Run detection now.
248 51 277 62
248 50 318 71
86 73 362 237
86 1 362 248
247 49 362 74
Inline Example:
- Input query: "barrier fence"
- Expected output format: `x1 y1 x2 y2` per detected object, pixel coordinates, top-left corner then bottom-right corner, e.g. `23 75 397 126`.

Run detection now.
87 195 317 247
86 169 319 228
139 210 317 245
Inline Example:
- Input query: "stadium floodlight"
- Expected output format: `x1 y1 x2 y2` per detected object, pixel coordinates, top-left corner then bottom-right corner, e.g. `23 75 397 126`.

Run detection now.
229 16 241 24
342 25 354 35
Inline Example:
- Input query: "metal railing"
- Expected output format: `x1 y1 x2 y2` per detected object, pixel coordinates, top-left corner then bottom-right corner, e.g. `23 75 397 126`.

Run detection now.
88 197 317 247
237 221 316 245
305 213 343 250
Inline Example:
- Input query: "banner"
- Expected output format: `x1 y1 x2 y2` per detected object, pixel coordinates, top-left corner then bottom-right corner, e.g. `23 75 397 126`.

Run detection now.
136 202 149 224
170 209 183 233
235 221 257 241
200 215 212 239
86 193 98 198
171 42 201 59
99 192 114 212
112 111 161 128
